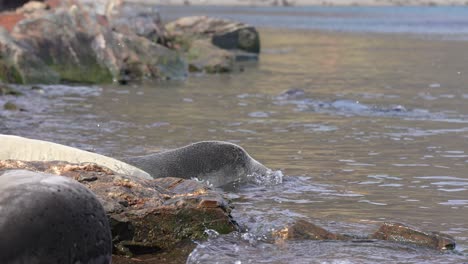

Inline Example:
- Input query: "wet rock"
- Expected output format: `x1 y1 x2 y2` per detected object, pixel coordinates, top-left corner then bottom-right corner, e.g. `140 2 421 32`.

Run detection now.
93 30 187 83
12 5 114 84
186 39 234 73
0 160 238 256
0 83 22 96
0 0 187 84
166 16 260 73
0 27 59 83
273 220 456 251
371 222 456 250
106 0 170 47
0 169 112 263
273 220 347 241
277 88 306 100
3 101 18 110
166 16 260 54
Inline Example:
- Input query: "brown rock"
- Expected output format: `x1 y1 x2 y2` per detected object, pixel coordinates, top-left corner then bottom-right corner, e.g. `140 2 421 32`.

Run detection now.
186 39 234 73
371 222 456 250
0 0 186 84
0 12 24 32
166 16 260 73
16 1 49 14
273 219 347 241
0 160 238 256
166 16 260 54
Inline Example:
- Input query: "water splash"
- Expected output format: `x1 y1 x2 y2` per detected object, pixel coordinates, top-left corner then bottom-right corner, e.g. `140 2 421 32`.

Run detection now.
247 169 284 186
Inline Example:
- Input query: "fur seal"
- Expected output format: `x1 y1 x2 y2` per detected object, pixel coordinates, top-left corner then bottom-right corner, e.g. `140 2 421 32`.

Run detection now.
0 170 112 264
0 134 151 180
121 141 272 187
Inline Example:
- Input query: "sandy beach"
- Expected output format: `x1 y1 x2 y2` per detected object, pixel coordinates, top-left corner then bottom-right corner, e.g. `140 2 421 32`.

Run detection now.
133 0 468 6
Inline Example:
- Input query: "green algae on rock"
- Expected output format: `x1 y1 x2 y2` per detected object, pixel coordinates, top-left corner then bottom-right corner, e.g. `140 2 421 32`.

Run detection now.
0 0 188 84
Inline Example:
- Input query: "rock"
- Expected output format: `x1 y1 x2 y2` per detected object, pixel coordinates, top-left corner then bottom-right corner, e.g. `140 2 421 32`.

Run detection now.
0 0 40 12
15 1 49 14
272 220 456 251
277 88 306 100
92 30 187 84
166 16 260 73
186 39 234 73
0 169 112 263
0 27 59 83
105 0 170 47
273 219 347 241
0 83 22 96
3 101 18 110
12 6 114 84
371 222 456 250
0 134 151 179
0 160 238 256
0 0 187 84
166 16 260 54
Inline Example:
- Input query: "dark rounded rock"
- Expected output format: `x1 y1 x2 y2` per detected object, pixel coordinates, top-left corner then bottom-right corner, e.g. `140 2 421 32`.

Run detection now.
0 170 112 263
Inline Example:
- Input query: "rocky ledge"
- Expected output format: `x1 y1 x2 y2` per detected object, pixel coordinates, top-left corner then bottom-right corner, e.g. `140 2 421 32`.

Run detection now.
0 160 237 257
273 219 456 251
0 0 260 84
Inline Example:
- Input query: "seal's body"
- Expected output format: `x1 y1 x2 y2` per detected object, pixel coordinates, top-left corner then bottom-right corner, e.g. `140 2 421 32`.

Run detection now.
0 134 151 179
0 170 112 264
122 141 269 187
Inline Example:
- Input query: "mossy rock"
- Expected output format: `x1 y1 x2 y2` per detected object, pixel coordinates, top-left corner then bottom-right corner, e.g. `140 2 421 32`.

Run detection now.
4 101 18 110
0 62 23 84
0 84 22 96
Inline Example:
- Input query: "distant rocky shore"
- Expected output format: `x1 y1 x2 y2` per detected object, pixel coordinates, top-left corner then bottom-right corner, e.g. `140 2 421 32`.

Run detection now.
0 0 260 85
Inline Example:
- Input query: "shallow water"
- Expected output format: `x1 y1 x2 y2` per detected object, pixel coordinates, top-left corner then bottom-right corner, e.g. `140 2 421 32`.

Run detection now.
2 6 468 263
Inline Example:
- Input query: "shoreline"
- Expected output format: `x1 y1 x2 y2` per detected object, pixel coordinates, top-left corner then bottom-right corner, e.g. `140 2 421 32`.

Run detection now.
130 0 468 6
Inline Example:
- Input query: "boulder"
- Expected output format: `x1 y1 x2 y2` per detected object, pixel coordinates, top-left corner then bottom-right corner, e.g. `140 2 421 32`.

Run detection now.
273 220 456 251
12 5 114 84
92 30 187 84
273 219 347 241
0 27 60 83
166 16 260 54
371 222 456 250
0 0 187 84
105 0 170 46
186 39 234 73
0 83 22 96
0 160 238 256
166 16 260 73
0 169 112 263
15 1 49 14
